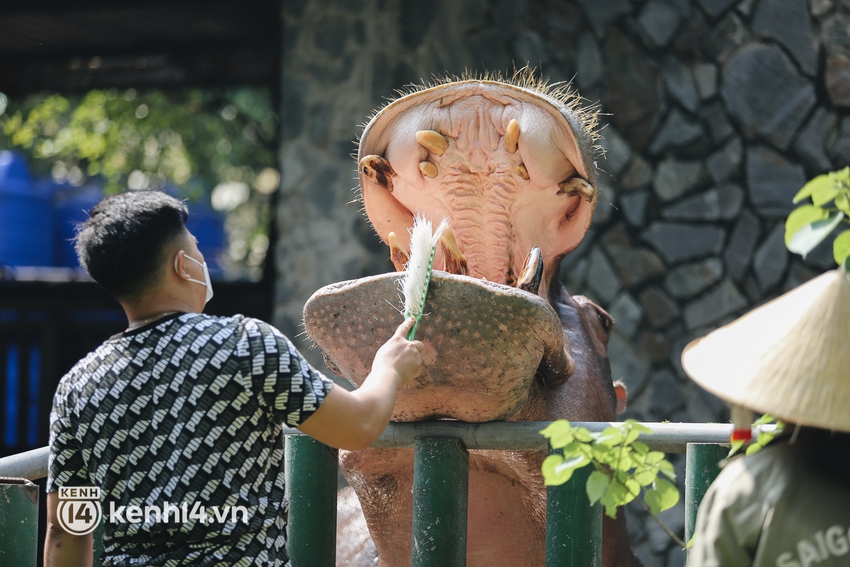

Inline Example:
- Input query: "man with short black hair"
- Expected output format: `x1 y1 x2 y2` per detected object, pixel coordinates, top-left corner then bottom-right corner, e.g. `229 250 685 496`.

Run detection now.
45 190 424 566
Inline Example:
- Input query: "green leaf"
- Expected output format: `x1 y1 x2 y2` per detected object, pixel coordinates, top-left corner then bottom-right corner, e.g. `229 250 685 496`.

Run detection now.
785 205 829 245
788 212 845 259
540 420 575 449
658 460 676 481
686 534 696 550
728 439 745 458
812 178 842 206
542 455 572 486
834 230 850 266
745 443 764 456
572 427 594 442
596 427 625 447
626 421 654 435
645 451 665 465
586 470 610 505
631 441 649 455
559 440 584 459
756 432 774 446
600 479 633 518
634 468 657 487
554 454 591 476
793 174 831 203
624 428 641 444
645 478 680 515
835 193 850 215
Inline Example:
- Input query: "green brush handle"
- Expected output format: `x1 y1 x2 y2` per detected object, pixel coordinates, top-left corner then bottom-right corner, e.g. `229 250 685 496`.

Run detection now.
406 245 437 341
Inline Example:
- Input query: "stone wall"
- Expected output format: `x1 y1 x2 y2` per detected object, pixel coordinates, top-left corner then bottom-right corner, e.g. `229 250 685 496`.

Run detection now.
281 0 841 564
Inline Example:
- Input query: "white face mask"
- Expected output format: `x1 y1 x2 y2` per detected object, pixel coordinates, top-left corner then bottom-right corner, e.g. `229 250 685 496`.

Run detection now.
175 253 214 304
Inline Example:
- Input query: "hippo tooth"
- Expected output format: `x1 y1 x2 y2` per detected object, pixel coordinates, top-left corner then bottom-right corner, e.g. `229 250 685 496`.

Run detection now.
504 118 519 154
558 177 595 202
419 161 438 178
359 154 396 192
516 163 530 180
438 227 469 276
517 247 543 294
388 231 410 272
415 130 449 156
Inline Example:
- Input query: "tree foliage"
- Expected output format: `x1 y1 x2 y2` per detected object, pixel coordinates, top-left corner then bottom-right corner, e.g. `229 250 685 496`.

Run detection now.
540 420 680 528
785 168 850 270
0 88 279 278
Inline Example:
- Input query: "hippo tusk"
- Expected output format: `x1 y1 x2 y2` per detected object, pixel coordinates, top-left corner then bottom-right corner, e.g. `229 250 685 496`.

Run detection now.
388 231 410 272
415 130 449 156
517 247 543 294
438 227 469 276
558 177 595 203
516 164 530 180
360 155 396 192
419 161 438 178
504 118 519 154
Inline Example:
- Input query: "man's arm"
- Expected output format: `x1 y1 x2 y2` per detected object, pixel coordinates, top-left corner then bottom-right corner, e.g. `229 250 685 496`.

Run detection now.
297 317 423 450
44 491 93 567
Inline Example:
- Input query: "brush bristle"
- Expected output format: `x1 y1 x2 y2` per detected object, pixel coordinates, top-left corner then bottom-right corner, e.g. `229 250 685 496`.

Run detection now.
401 215 449 319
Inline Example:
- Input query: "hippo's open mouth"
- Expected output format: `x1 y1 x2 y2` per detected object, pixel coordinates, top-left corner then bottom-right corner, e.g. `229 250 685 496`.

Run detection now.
303 271 572 422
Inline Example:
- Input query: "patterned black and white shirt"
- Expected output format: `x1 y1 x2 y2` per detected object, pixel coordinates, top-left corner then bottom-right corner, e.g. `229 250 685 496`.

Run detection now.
47 312 333 566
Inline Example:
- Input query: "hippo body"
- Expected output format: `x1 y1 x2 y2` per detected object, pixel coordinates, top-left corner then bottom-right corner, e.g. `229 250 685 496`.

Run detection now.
303 72 641 567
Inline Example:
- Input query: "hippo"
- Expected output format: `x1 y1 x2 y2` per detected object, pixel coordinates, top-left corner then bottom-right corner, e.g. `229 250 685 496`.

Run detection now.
303 71 639 567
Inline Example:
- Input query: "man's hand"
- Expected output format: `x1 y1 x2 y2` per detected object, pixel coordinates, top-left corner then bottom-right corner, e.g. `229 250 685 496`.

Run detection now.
45 491 93 567
297 317 424 450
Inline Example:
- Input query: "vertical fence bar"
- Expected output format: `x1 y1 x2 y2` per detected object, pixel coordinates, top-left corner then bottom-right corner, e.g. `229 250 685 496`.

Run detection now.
285 435 338 567
546 461 602 567
411 437 469 567
94 518 105 567
685 443 727 544
0 479 39 567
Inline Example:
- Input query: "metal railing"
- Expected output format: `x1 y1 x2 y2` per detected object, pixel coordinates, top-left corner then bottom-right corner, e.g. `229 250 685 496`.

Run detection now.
0 421 744 566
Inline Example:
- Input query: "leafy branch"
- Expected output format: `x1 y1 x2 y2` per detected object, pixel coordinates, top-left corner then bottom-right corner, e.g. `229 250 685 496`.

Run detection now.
540 420 684 547
785 167 850 270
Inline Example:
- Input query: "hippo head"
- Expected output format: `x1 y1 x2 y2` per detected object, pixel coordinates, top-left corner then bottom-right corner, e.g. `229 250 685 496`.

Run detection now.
304 71 608 423
359 72 600 300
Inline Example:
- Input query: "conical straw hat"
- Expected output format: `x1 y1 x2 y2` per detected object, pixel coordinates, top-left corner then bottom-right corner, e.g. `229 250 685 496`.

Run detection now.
682 269 850 433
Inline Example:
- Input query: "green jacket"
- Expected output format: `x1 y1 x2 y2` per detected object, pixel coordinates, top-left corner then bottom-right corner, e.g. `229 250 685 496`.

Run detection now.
687 441 850 567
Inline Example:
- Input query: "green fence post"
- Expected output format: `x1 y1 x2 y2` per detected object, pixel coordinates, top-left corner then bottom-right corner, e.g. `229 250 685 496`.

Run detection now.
285 435 339 567
545 458 602 567
0 478 39 566
685 443 727 544
411 437 469 567
94 518 105 567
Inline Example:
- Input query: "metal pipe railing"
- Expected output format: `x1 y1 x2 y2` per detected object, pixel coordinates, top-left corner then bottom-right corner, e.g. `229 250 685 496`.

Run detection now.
0 422 759 479
1 421 745 566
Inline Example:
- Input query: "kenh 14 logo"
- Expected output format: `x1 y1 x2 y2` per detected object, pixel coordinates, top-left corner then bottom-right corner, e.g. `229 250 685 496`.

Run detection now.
57 486 102 535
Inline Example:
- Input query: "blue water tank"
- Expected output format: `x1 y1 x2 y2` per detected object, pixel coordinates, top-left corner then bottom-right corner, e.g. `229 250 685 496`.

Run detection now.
0 151 54 266
51 183 104 268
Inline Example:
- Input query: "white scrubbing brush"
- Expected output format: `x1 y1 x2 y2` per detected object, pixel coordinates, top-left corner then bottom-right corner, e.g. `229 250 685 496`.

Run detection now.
401 214 449 340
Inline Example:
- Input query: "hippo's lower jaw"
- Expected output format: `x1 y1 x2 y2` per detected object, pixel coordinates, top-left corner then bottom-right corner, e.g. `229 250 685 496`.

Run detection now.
303 271 575 422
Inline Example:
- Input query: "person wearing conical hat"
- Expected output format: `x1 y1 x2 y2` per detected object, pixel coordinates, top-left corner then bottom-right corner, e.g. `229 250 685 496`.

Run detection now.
683 269 850 567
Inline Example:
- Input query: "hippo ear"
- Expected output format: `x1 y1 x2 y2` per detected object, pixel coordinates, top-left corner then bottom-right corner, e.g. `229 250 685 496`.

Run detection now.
359 154 414 250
